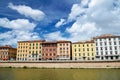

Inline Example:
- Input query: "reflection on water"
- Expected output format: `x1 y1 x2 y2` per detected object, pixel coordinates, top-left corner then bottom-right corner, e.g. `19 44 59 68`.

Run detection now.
0 68 120 80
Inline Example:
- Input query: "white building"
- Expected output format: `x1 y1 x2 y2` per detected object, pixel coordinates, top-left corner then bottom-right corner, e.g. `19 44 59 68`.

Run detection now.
94 34 120 61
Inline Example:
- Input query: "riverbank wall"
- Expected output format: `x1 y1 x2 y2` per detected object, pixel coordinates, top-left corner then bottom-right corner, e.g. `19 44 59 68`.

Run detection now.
0 61 120 68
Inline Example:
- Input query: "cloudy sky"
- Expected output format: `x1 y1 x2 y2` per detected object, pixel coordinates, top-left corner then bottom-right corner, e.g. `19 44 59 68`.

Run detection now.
0 0 120 47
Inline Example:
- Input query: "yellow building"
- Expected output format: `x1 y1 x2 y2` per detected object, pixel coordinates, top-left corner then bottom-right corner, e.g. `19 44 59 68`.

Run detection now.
72 40 96 61
17 40 45 61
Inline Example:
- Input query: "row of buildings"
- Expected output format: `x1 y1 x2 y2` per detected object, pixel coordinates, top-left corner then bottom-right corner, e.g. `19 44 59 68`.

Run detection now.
0 34 120 61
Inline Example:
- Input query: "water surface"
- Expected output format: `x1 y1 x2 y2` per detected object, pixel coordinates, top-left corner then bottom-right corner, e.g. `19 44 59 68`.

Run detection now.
0 68 120 80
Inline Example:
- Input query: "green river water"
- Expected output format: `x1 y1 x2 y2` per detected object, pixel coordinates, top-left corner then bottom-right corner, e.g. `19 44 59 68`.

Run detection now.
0 68 120 80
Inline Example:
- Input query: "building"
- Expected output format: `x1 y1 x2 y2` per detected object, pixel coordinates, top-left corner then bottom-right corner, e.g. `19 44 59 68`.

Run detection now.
57 41 72 60
93 34 120 61
0 45 17 61
42 41 57 60
72 40 96 61
17 40 45 61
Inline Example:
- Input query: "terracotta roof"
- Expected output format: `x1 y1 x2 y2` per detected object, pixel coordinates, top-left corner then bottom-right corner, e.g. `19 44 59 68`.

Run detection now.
93 34 120 39
42 41 57 44
73 40 94 44
0 45 17 49
57 40 71 43
18 40 46 43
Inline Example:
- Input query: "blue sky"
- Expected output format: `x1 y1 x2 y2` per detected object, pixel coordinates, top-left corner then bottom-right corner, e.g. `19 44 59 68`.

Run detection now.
0 0 120 46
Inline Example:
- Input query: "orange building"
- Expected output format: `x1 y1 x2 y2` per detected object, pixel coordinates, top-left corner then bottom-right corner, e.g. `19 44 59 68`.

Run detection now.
42 41 57 60
57 41 72 60
0 45 17 61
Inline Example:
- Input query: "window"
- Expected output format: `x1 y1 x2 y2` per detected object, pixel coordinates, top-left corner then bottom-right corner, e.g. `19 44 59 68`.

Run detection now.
115 51 117 54
78 45 80 47
74 45 76 47
96 43 98 46
96 52 98 55
91 48 93 51
101 52 103 55
96 47 98 50
110 51 112 54
87 48 89 51
75 53 77 56
92 53 94 56
60 48 62 50
87 44 89 47
105 47 107 50
87 53 89 56
50 53 52 56
50 49 52 51
60 44 62 46
109 42 111 45
79 49 80 52
66 48 68 50
114 42 116 45
83 53 85 56
83 48 85 51
79 53 81 56
115 46 117 50
110 46 112 50
36 47 38 49
53 49 56 51
74 49 76 52
66 44 68 46
91 44 93 46
83 45 84 47
105 52 108 55
104 42 106 45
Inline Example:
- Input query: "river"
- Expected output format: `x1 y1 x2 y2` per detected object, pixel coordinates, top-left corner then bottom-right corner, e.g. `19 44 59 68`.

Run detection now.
0 68 120 80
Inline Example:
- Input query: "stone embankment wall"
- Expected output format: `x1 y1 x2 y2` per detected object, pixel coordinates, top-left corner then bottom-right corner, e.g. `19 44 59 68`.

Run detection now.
0 62 120 68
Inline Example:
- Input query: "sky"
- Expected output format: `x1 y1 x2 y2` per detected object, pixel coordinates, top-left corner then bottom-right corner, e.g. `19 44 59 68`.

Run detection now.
0 0 120 47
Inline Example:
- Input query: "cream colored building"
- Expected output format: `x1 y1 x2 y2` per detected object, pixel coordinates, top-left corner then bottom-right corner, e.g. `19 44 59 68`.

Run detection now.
17 40 45 61
72 40 96 61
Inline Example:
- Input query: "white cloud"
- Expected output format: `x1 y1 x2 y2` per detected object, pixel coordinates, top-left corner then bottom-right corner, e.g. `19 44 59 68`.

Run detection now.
0 30 40 46
55 19 66 28
8 3 45 21
44 31 66 41
55 0 120 41
66 22 98 34
68 3 86 21
0 18 36 31
0 18 40 46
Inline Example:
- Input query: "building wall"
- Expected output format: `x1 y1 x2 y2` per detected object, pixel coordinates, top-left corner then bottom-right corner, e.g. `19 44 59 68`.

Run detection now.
57 41 71 60
42 43 57 60
17 40 44 61
0 46 17 60
94 37 120 60
72 42 96 61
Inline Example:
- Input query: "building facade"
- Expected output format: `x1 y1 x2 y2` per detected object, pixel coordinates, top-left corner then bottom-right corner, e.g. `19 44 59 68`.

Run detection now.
42 42 57 60
72 40 96 61
17 40 45 61
94 34 120 61
0 45 17 61
57 41 72 60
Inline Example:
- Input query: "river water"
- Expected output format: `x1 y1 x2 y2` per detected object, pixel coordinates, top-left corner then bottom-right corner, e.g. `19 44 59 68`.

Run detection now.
0 68 120 80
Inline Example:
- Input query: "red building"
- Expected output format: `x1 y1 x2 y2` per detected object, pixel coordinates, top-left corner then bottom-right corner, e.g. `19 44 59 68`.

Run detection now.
42 42 57 60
